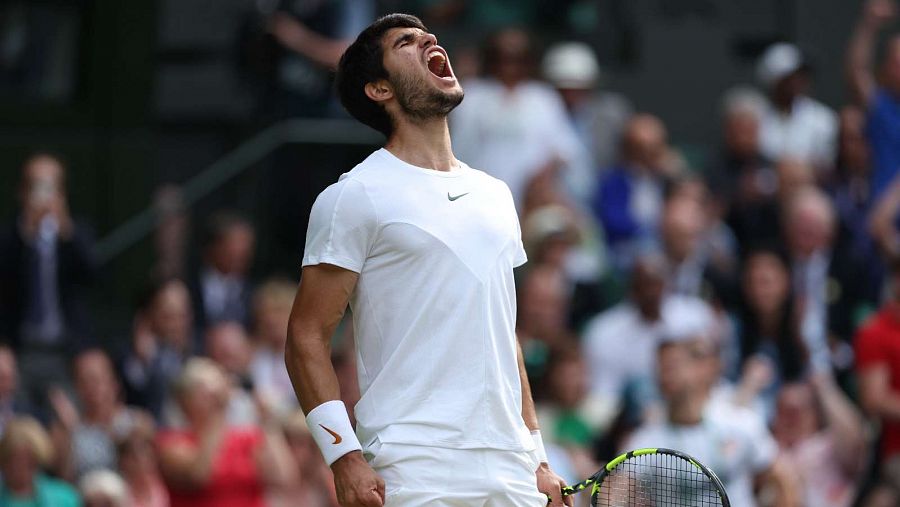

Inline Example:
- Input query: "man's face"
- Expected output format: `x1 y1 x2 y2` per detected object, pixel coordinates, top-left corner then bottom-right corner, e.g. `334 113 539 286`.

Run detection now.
379 27 464 122
657 344 698 401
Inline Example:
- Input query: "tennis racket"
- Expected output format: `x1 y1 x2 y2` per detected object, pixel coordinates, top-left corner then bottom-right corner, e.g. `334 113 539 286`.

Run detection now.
556 447 730 506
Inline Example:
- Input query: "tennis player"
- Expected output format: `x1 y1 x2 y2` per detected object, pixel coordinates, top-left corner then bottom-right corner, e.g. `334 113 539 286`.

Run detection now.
285 13 571 507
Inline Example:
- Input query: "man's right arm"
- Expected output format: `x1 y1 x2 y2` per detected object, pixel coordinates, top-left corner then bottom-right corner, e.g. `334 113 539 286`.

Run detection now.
846 0 897 106
285 263 384 507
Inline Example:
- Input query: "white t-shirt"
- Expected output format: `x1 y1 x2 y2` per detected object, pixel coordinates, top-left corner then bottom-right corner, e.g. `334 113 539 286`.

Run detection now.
302 148 532 452
583 296 715 401
624 403 777 507
450 79 587 207
759 95 837 168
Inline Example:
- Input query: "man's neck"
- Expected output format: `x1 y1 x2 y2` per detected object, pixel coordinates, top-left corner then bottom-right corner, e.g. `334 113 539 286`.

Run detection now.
668 394 705 425
385 116 457 172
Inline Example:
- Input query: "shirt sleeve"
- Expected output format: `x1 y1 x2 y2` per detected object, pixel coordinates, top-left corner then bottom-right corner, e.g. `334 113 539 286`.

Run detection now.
302 178 378 273
855 322 887 370
506 182 527 267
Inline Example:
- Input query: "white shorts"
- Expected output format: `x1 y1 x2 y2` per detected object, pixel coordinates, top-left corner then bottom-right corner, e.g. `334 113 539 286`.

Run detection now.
365 440 547 506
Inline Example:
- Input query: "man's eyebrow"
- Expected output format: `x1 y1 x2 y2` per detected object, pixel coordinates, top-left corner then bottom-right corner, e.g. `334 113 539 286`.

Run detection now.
392 31 418 48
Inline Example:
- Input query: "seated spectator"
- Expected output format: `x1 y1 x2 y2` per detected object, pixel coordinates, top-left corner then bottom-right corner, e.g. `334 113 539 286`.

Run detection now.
624 339 797 506
79 469 129 507
846 0 900 198
520 205 608 329
450 27 586 207
661 191 727 300
583 253 714 419
516 265 577 387
536 348 597 447
736 248 808 415
0 416 80 507
157 358 293 507
855 256 900 506
116 417 168 507
203 321 258 427
591 114 672 268
249 278 299 415
0 153 97 413
782 187 874 372
272 410 339 507
51 349 150 482
756 42 837 172
0 345 37 434
771 375 866 507
830 105 884 298
121 278 194 421
190 211 256 336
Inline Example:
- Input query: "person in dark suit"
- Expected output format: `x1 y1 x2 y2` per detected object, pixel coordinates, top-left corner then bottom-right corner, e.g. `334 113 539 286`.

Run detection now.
189 211 256 343
782 186 876 375
0 153 96 411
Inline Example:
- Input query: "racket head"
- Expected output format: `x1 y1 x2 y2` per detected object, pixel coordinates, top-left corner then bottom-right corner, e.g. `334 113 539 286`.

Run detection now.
563 447 730 507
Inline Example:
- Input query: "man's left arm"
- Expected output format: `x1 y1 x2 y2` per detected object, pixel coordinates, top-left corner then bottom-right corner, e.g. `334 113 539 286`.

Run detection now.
517 338 573 507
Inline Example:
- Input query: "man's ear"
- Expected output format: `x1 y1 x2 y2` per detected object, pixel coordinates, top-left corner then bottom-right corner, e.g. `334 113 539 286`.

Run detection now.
364 80 393 104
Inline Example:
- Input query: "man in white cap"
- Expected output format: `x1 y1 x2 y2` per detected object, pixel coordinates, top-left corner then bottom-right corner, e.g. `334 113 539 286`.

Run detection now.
542 42 632 205
756 42 838 172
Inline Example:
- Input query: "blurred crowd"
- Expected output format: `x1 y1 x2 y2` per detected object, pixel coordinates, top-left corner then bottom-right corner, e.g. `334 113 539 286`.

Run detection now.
1 0 900 506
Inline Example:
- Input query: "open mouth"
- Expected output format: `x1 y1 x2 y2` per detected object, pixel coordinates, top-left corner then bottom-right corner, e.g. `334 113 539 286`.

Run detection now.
426 48 454 80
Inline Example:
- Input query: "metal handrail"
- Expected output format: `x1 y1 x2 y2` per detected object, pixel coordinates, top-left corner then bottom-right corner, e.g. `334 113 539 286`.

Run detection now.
95 118 383 264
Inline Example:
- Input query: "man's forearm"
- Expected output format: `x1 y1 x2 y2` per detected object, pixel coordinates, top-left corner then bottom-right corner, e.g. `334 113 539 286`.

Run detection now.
517 340 539 431
846 13 880 104
285 329 342 413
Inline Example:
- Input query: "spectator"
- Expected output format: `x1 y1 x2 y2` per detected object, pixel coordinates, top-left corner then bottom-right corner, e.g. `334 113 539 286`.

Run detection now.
756 42 838 172
121 278 194 421
855 256 900 506
258 0 374 119
450 27 586 207
624 339 797 506
116 419 169 507
535 347 601 447
0 345 36 434
782 187 873 372
582 253 714 418
0 416 80 507
157 358 294 507
846 0 900 197
736 248 808 408
50 349 150 482
521 205 608 329
542 41 632 204
830 105 885 298
591 114 672 268
831 106 879 263
272 410 338 507
516 265 575 387
661 193 722 300
190 211 256 336
0 153 97 413
201 321 258 427
249 278 299 415
79 469 129 507
711 88 779 249
771 376 866 507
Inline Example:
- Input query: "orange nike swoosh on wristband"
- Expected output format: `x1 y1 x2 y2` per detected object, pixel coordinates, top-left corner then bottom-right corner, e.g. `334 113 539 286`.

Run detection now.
319 424 343 444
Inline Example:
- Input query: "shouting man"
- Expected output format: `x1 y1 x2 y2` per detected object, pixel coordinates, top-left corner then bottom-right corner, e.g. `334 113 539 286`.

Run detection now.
285 13 570 507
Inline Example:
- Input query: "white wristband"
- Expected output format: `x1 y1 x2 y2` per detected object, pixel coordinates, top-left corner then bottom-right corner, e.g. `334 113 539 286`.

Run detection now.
531 430 548 464
306 400 363 466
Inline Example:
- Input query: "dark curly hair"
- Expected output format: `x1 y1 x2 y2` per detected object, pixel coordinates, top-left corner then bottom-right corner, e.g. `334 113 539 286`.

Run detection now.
335 14 428 137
